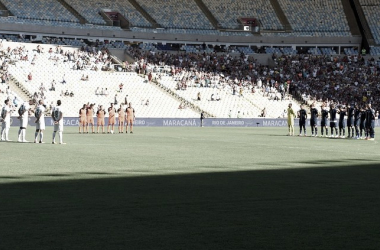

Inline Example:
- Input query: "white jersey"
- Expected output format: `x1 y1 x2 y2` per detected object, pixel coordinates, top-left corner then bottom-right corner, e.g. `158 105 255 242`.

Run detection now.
1 105 11 123
52 106 63 124
52 105 63 132
19 102 30 128
19 102 30 119
35 105 46 122
35 104 46 130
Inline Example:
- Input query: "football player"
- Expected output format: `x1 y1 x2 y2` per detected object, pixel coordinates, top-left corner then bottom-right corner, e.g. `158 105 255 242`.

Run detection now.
320 103 329 137
52 100 65 144
1 99 12 141
329 104 338 138
346 103 355 138
18 101 31 143
34 100 46 143
354 104 361 139
310 103 318 137
365 103 375 140
298 105 307 136
338 105 346 138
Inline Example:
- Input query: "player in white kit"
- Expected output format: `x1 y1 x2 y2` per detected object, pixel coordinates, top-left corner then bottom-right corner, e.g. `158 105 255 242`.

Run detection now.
18 101 31 143
1 99 12 141
34 100 46 143
52 100 65 144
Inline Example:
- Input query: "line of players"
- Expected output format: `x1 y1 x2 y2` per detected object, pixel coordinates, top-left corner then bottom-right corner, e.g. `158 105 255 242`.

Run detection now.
1 99 65 144
294 102 376 140
78 102 135 134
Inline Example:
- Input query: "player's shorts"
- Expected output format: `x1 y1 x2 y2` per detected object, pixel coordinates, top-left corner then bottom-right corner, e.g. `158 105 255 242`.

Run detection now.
330 121 337 128
321 120 327 127
118 117 125 124
97 119 105 126
360 122 365 130
79 117 87 126
1 120 10 129
54 122 63 132
310 120 317 127
347 118 354 127
299 121 306 126
338 121 345 128
126 117 133 124
354 119 360 127
366 121 374 129
20 118 28 128
36 121 45 130
109 117 115 125
87 117 94 124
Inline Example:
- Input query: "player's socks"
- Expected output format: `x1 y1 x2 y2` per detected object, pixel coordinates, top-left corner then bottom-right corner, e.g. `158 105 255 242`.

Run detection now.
1 128 5 140
4 128 9 141
40 132 44 142
22 130 28 142
52 131 56 143
18 129 22 141
35 132 38 142
59 132 63 144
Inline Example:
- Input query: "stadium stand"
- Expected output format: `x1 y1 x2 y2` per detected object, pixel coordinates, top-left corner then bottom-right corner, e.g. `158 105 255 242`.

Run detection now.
0 16 122 30
135 0 214 29
1 0 78 23
359 0 380 44
1 42 199 118
277 0 351 35
64 0 152 27
202 0 283 30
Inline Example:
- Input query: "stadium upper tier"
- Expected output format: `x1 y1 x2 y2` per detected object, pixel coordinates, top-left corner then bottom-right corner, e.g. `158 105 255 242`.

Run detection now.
64 0 152 27
1 0 78 23
135 0 213 29
359 0 380 45
0 0 358 38
203 0 283 30
277 0 350 33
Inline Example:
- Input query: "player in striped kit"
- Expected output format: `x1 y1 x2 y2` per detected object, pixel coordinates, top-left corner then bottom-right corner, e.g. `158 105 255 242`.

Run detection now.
365 103 375 140
298 105 307 136
329 104 339 138
346 103 355 138
310 103 318 137
338 105 346 138
320 103 329 137
354 104 361 139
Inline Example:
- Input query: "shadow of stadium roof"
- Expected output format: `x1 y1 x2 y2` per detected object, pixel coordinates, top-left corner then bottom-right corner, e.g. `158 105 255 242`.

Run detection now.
1 161 380 249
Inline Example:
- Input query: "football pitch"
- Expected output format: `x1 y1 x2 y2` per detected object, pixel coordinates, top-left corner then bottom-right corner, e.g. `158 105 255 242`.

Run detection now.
1 127 380 249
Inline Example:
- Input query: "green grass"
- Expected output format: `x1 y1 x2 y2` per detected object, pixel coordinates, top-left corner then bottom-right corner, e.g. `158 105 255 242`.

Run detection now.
1 127 380 249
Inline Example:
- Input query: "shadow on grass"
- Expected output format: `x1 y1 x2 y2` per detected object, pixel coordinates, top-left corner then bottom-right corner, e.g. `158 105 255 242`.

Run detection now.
1 162 380 250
